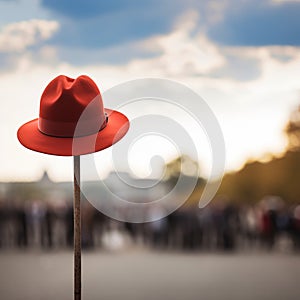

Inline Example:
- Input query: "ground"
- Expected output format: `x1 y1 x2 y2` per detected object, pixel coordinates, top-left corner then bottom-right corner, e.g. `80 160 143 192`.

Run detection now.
0 250 299 300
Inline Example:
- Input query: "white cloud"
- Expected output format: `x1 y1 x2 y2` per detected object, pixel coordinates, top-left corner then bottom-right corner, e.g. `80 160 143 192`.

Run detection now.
1 12 300 181
0 19 59 52
136 11 225 76
206 0 230 24
272 0 300 3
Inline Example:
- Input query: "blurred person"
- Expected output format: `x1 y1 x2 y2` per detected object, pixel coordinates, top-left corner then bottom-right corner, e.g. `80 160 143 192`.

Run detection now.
81 200 96 249
101 220 128 251
222 203 238 251
212 202 226 250
292 205 300 250
146 204 168 249
0 200 4 247
26 200 47 248
165 210 181 249
274 203 294 252
41 203 53 249
197 205 216 250
123 206 146 244
258 198 278 250
0 202 16 248
65 201 74 248
15 202 28 248
92 209 108 248
181 208 201 250
50 201 68 248
239 205 259 250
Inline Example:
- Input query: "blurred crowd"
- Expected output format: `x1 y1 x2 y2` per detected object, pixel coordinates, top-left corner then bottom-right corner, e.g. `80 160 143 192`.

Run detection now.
0 196 300 252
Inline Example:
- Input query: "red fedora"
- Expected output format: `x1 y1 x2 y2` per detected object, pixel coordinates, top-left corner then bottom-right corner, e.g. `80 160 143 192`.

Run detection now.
17 75 129 156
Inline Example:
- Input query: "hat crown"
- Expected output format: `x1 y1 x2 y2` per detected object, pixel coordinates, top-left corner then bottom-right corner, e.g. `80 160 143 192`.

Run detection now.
38 75 107 137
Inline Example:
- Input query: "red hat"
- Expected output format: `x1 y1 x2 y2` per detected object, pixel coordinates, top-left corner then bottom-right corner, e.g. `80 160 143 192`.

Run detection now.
17 75 129 156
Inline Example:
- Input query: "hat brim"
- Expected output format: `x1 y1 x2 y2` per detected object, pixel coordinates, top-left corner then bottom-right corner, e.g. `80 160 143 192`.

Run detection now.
17 109 129 156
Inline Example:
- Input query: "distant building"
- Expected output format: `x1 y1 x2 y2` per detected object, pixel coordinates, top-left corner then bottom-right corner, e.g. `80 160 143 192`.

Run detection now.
0 171 169 204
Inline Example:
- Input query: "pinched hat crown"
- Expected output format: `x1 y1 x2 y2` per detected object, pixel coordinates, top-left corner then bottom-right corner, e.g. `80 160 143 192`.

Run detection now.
17 74 129 156
38 75 107 137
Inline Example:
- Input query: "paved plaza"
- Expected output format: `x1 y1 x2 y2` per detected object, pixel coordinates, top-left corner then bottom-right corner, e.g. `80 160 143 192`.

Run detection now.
0 250 299 300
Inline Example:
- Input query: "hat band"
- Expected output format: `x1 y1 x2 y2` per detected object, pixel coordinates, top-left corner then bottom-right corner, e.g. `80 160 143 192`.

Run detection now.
38 115 107 138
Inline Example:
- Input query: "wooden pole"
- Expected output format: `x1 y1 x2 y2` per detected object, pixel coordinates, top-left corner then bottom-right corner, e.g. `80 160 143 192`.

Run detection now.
73 155 81 300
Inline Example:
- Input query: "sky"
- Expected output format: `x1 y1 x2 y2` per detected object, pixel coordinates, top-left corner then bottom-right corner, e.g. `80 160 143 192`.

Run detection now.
1 0 300 182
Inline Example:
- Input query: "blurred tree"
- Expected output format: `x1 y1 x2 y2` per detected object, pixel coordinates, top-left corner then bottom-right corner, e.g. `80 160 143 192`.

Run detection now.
285 105 300 151
164 155 199 181
214 105 300 205
218 151 300 204
163 155 205 207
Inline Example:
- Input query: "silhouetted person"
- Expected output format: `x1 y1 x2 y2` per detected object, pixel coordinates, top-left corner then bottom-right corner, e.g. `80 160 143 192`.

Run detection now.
81 201 95 249
292 205 300 251
0 202 5 248
16 205 28 248
41 206 53 249
65 204 74 248
222 204 238 251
